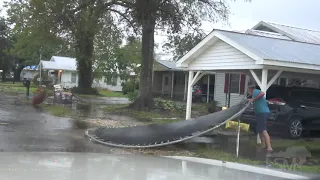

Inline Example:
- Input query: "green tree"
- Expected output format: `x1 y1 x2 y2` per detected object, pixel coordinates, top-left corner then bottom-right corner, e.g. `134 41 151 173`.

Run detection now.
0 17 13 81
5 0 122 92
163 32 206 61
5 0 74 64
93 35 141 86
106 0 231 109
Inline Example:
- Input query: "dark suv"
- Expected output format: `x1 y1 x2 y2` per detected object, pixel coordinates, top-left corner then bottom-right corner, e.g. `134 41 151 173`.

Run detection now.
240 85 320 139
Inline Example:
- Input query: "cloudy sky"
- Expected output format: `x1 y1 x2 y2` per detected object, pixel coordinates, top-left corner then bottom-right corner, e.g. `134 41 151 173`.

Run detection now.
156 0 320 60
1 0 319 59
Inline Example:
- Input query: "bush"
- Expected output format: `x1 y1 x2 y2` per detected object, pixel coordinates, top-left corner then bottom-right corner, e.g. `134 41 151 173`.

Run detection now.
121 80 139 95
32 74 51 86
127 90 139 102
154 98 184 111
207 100 220 113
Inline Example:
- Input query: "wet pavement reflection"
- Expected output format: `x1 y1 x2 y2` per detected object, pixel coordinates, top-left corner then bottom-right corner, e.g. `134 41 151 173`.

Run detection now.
0 95 116 153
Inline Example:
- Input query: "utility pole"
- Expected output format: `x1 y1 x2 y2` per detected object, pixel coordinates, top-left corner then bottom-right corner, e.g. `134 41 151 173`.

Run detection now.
39 48 42 86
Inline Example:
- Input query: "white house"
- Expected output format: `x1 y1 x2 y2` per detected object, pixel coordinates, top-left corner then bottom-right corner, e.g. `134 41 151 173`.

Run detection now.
174 21 320 121
152 21 320 108
38 56 129 91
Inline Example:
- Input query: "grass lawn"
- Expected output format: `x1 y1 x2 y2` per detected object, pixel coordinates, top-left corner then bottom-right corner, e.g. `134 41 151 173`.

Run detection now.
103 104 185 124
1 82 126 98
0 81 38 95
40 104 72 117
98 89 126 97
77 89 126 98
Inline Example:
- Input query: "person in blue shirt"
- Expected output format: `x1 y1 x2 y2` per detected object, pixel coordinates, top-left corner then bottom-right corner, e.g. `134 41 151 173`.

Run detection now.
247 85 273 152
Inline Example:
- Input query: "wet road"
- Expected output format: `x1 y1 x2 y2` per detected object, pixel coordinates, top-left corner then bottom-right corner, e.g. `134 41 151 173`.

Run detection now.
0 95 118 153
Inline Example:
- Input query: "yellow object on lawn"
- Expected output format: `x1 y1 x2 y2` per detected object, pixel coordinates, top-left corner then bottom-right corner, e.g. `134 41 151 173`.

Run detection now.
225 120 250 132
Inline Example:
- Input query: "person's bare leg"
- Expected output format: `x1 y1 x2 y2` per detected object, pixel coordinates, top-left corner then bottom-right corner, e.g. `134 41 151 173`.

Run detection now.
259 132 266 148
262 130 273 151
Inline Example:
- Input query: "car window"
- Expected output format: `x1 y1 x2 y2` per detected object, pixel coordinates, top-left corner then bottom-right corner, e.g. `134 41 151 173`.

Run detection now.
290 89 320 103
266 86 289 100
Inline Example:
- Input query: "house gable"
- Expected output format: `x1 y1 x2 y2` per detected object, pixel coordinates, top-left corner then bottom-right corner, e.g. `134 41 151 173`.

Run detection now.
188 39 256 70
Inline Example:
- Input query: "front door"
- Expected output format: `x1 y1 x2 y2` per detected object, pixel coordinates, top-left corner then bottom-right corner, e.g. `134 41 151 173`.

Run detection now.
162 74 171 94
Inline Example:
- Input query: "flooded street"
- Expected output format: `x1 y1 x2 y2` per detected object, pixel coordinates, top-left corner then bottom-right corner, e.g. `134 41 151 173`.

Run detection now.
0 95 122 153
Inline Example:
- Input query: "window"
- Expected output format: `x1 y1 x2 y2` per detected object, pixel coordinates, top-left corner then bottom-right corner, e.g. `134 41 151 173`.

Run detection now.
174 74 185 85
164 76 169 86
71 73 77 83
290 90 320 102
224 73 246 94
230 74 240 93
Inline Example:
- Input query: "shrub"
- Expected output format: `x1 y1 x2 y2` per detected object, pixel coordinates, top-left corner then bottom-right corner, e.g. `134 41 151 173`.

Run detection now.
207 100 220 113
127 90 139 102
154 97 184 111
121 80 139 95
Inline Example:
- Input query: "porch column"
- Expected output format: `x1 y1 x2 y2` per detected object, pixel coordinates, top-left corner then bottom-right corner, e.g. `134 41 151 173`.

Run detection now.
207 75 210 103
186 71 205 120
171 71 174 98
161 74 164 95
183 73 188 100
260 69 268 93
186 71 194 120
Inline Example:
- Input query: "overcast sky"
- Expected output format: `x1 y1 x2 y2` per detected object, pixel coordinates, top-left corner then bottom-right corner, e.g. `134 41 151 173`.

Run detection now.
1 0 319 60
157 0 320 60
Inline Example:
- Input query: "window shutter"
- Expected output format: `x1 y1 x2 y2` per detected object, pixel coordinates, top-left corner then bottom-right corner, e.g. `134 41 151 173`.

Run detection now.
224 73 230 93
240 74 246 95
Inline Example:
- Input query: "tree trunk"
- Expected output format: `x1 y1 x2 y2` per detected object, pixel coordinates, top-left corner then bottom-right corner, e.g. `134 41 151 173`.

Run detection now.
75 33 94 93
130 16 156 109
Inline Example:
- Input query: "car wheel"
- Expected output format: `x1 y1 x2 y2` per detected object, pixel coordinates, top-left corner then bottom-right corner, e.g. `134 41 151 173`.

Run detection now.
201 96 207 103
288 118 303 139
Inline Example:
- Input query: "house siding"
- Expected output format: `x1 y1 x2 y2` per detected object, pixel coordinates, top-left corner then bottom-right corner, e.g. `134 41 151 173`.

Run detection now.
214 73 249 107
60 71 123 91
61 71 78 89
189 39 255 69
92 76 123 92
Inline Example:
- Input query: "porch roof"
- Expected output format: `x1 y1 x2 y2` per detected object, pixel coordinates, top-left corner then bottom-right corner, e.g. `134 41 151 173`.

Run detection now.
176 29 320 72
155 60 185 71
39 56 77 71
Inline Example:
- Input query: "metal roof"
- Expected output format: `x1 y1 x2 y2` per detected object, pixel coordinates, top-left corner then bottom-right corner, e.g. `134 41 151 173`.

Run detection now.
39 56 77 71
156 60 185 71
40 60 60 70
245 29 291 40
50 56 77 71
219 30 320 66
253 21 320 44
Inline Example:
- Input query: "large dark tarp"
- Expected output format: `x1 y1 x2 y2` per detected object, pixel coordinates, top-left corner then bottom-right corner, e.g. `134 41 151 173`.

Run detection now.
93 102 247 146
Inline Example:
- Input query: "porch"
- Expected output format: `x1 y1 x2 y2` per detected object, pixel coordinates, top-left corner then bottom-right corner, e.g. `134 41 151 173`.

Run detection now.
176 29 320 143
153 60 215 102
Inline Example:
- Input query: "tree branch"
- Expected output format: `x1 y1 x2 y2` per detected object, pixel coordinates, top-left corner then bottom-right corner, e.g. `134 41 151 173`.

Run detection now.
107 8 141 35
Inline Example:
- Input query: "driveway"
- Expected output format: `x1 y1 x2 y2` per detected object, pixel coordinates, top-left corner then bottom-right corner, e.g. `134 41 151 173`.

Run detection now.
0 95 121 153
